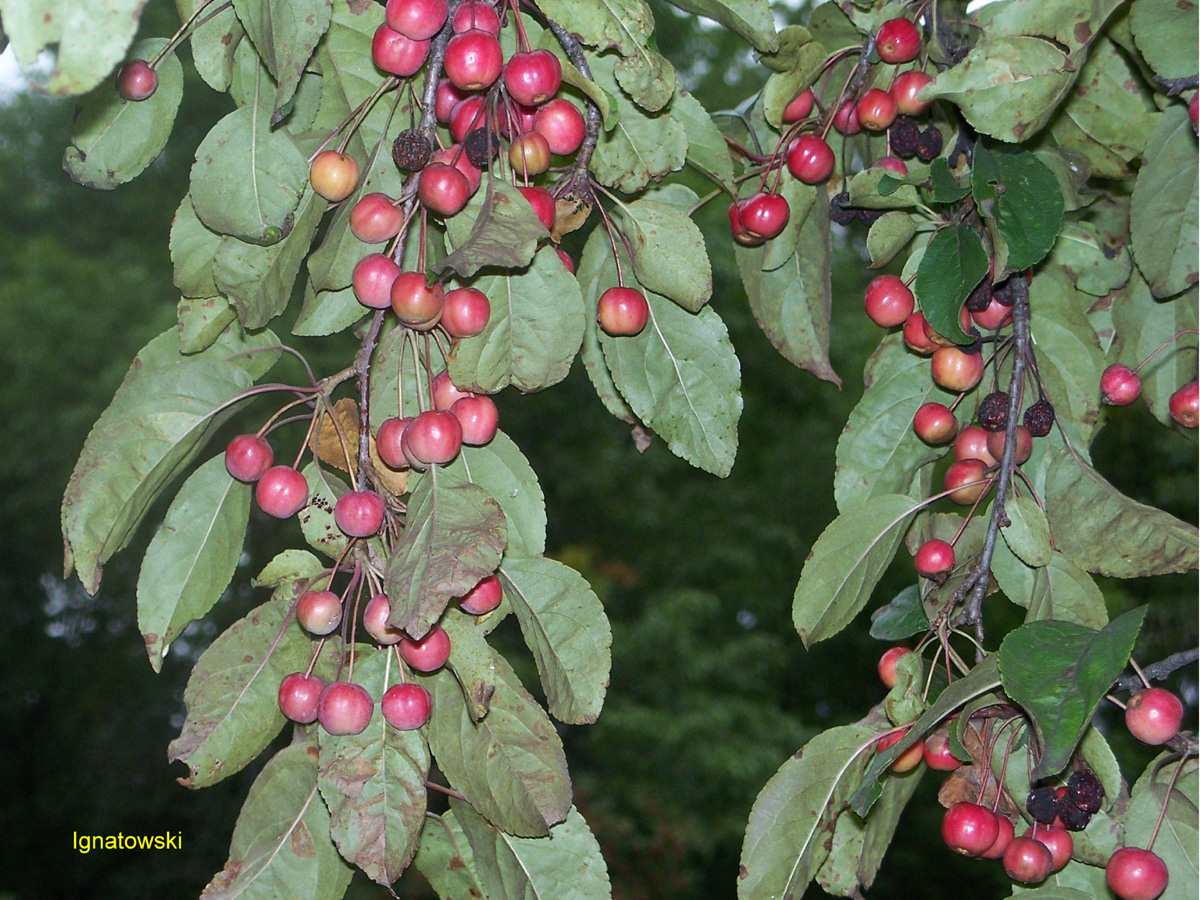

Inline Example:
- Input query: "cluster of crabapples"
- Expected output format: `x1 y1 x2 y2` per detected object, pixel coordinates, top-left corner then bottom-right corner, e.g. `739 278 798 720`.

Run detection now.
729 15 940 245
877 649 1185 898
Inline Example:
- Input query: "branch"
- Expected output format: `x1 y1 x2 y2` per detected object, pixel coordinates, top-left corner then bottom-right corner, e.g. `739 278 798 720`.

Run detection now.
1154 73 1199 96
1114 648 1200 694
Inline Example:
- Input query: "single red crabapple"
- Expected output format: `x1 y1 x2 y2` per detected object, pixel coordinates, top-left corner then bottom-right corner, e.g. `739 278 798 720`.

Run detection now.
890 71 934 116
403 410 463 466
381 682 432 730
832 100 861 134
441 287 491 338
449 95 486 143
856 88 898 131
435 78 469 123
864 275 915 328
429 145 482 194
557 248 575 274
460 574 503 614
1100 363 1142 406
875 18 922 64
371 24 430 77
444 29 503 91
971 295 1014 330
451 395 499 445
385 0 447 40
225 434 274 482
1026 826 1072 872
1003 836 1053 884
399 625 452 672
364 593 404 645
786 135 835 183
534 98 586 155
350 193 403 243
278 672 324 723
986 425 1033 465
954 425 998 467
781 88 815 123
418 162 471 217
432 370 474 410
318 681 374 735
1106 847 1169 900
915 539 955 578
1190 94 1199 134
296 589 343 635
117 60 158 101
310 151 360 202
1169 381 1198 427
256 466 309 518
391 271 445 329
942 802 1000 856
376 417 413 469
980 814 1015 859
519 185 556 230
922 732 961 772
1125 687 1184 745
931 346 985 392
913 402 958 445
944 458 991 505
597 287 650 336
508 131 552 176
877 646 911 688
452 0 501 35
876 729 924 772
353 253 402 309
903 312 938 354
876 156 908 176
334 490 386 538
504 49 562 106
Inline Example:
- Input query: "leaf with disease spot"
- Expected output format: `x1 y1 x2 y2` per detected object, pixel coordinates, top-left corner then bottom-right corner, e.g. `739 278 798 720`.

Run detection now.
501 556 612 725
1114 279 1199 427
793 494 918 648
972 142 1063 271
619 198 712 312
63 39 183 189
866 212 916 269
999 608 1145 779
231 0 331 118
320 0 394 150
661 0 776 51
1046 221 1133 297
201 742 353 900
441 611 498 722
453 801 613 900
914 225 988 345
413 811 488 900
1130 107 1199 298
297 463 350 560
1045 450 1199 577
1058 38 1158 170
62 326 280 595
444 431 547 559
168 590 313 789
422 650 571 837
834 336 956 511
987 0 1123 54
178 298 238 355
992 544 1109 629
317 648 430 886
179 0 243 92
738 724 877 900
253 549 324 590
439 180 548 280
1001 492 1052 567
1130 0 1200 80
137 456 250 673
384 467 506 640
448 245 585 394
172 194 224 299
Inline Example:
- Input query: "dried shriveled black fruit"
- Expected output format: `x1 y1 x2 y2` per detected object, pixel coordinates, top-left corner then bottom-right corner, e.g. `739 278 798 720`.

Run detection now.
916 125 943 162
464 128 499 167
1057 801 1091 831
1067 769 1105 814
858 208 884 226
829 191 857 226
978 392 1010 431
992 275 1020 307
890 117 920 158
966 279 992 312
1027 786 1060 825
1023 399 1055 437
392 129 432 172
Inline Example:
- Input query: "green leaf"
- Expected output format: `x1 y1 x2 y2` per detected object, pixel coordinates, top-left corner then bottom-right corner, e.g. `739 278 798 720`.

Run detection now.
319 0 394 150
1001 493 1052 567
448 245 585 393
445 430 546 558
738 724 877 900
1130 0 1200 80
673 88 736 192
1113 278 1199 427
759 178 818 271
63 39 184 189
172 194 224 299
661 0 775 51
62 326 279 595
0 0 145 96
998 607 1146 780
294 283 365 338
923 35 1076 143
214 189 328 328
866 212 917 269
178 297 239 354
972 143 1064 271
992 544 1109 629
423 650 571 837
1045 449 1199 578
618 197 712 312
1126 755 1199 900
168 590 313 788
734 186 839 385
384 466 507 640
834 335 956 511
1130 107 1199 298
190 99 309 245
453 801 613 900
438 180 548 280
500 556 612 725
1047 221 1134 298
1060 38 1158 168
926 159 972 203
179 0 243 92
576 238 638 424
137 456 251 673
442 610 499 721
915 225 988 345
792 494 918 648
231 0 332 118
253 549 324 589
413 812 488 900
762 39 828 127
201 742 353 900
869 586 930 641
986 0 1123 54
317 648 430 886
847 168 922 211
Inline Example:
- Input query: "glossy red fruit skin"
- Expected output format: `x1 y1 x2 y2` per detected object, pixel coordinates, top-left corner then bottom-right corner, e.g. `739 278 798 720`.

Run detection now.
728 201 763 247
923 732 962 772
864 275 915 328
334 490 386 538
435 78 469 123
1191 94 1199 134
1107 847 1169 900
981 814 1015 859
441 287 491 338
430 145 481 194
318 682 374 735
278 673 324 724
353 253 402 309
382 683 433 730
363 592 404 645
391 272 446 329
890 70 934 116
1027 826 1072 872
419 162 471 217
460 574 503 614
597 287 650 336
449 95 486 142
117 60 158 101
915 539 955 577
787 135 836 184
1169 381 1199 427
444 29 503 91
945 459 991 505
1100 363 1142 406
256 466 310 518
931 346 985 392
310 151 360 202
876 18 922 63
504 49 563 106
856 88 899 131
877 646 911 688
942 802 1000 857
904 312 938 354
971 295 1013 330
738 192 791 240
954 425 998 466
451 395 499 445
432 370 474 410
832 100 861 135
534 98 586 155
372 24 431 77
1004 836 1053 884
508 131 552 176
385 0 448 40
376 417 413 469
1125 687 1185 745
350 193 403 243
404 410 463 466
876 156 908 176
452 0 501 35
986 424 1033 466
519 186 556 230
876 729 924 772
297 589 343 635
399 625 452 672
225 434 274 482
557 248 575 273
781 88 815 123
913 402 958 445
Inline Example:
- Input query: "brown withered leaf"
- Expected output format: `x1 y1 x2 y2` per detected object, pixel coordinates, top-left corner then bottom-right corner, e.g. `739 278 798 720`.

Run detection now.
551 189 593 241
310 398 409 497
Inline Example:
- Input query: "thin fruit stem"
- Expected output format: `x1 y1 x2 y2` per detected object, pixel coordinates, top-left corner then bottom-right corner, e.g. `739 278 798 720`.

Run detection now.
1146 757 1186 850
1132 329 1200 375
1130 657 1153 691
304 638 326 678
149 0 232 68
